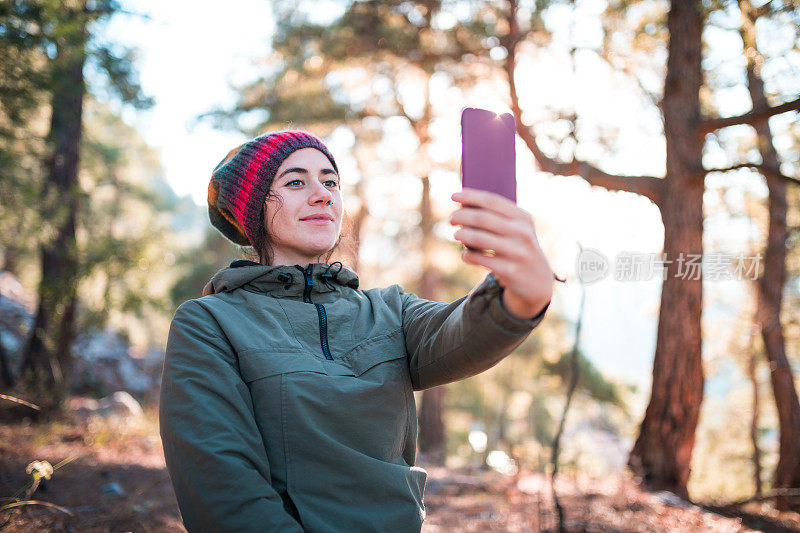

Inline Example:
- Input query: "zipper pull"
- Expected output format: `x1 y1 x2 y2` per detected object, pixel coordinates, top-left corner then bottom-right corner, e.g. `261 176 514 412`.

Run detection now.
295 264 313 303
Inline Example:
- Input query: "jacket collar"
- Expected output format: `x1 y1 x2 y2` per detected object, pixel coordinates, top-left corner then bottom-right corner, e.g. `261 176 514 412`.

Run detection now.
202 260 360 297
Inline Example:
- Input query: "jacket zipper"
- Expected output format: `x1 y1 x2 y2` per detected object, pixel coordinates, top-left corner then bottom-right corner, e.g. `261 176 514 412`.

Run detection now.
296 265 333 360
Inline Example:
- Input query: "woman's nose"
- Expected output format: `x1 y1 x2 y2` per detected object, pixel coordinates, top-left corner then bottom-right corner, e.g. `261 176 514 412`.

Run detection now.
309 180 333 204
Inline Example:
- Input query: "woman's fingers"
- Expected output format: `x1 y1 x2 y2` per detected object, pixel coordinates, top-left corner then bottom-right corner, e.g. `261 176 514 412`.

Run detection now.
449 206 529 240
450 187 555 318
450 188 541 255
451 188 529 223
461 247 508 274
452 226 527 259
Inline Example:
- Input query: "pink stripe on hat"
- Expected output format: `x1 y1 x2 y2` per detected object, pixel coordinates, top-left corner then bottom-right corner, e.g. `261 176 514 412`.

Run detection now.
231 132 291 221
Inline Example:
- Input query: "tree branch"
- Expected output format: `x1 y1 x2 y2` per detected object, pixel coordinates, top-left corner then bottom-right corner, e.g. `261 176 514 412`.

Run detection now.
699 97 800 134
522 125 666 203
705 163 800 185
503 2 664 207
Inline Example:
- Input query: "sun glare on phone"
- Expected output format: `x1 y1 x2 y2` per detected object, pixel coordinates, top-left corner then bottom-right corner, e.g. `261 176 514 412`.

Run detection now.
466 104 512 118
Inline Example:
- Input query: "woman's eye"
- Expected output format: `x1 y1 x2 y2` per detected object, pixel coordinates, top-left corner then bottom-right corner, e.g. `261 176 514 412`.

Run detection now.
287 179 303 186
325 180 339 188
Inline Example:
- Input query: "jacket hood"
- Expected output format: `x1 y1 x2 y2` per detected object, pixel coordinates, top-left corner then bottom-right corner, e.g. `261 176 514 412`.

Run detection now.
202 259 360 297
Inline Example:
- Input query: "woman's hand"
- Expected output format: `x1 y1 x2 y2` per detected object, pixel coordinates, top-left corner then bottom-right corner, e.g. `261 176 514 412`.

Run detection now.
449 187 554 320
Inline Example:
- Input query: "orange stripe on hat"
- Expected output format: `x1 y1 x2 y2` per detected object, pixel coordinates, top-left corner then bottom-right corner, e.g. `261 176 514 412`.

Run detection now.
208 177 247 239
219 207 244 234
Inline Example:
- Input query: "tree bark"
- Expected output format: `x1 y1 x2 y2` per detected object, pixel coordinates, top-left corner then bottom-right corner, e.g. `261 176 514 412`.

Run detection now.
417 172 447 465
739 0 800 511
18 12 86 408
627 0 706 497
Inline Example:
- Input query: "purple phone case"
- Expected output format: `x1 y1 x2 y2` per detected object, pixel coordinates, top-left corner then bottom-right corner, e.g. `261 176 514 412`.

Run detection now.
460 107 517 203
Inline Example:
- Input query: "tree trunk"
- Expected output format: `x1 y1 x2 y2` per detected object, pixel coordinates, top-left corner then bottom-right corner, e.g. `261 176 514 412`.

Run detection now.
348 142 375 273
19 276 58 386
18 16 86 409
747 325 763 497
418 381 446 464
757 174 800 508
417 173 447 465
628 0 705 498
739 0 800 510
56 293 78 388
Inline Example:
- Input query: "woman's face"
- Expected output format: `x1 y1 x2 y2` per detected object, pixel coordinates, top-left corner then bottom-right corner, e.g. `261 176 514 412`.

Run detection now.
264 147 343 266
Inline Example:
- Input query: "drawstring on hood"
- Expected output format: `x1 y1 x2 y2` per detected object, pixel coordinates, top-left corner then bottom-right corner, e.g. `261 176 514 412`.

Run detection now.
201 260 359 297
277 272 294 290
321 261 344 291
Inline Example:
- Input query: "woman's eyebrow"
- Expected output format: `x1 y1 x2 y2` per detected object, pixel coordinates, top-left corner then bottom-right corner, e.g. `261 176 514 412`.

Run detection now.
277 167 338 179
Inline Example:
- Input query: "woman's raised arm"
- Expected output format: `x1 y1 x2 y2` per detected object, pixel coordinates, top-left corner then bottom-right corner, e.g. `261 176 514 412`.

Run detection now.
160 300 304 533
401 186 553 390
401 273 548 391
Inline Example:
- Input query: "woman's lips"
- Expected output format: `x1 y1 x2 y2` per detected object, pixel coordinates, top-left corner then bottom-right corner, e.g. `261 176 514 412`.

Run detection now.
301 217 332 224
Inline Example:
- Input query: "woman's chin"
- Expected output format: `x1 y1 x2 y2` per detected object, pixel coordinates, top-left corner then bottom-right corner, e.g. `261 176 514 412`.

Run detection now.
303 241 337 258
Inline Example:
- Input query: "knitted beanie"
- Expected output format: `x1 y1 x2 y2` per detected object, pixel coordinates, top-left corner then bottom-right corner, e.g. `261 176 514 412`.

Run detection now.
207 130 339 246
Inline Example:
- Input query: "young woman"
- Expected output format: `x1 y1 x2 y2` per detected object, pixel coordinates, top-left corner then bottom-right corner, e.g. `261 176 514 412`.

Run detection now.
159 130 554 532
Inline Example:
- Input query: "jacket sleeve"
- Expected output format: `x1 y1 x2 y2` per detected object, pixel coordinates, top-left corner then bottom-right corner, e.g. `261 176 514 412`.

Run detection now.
159 300 304 533
401 273 549 391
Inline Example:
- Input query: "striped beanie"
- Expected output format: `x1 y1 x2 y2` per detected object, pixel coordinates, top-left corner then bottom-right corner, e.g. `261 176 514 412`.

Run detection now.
207 130 339 246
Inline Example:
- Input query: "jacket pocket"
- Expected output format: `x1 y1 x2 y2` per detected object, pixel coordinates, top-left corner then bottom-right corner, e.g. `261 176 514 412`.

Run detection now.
338 327 415 454
341 327 408 376
238 349 327 383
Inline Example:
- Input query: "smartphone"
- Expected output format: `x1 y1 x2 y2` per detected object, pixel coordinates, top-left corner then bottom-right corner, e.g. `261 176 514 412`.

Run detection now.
460 107 517 203
459 107 517 254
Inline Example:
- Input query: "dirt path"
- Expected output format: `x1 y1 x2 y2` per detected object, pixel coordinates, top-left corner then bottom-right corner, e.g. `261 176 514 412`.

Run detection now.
0 409 182 532
1 407 798 532
422 467 800 532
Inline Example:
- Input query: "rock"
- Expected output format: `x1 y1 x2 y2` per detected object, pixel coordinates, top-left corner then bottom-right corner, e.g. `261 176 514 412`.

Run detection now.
70 397 100 419
0 270 165 397
100 482 126 497
0 271 36 373
71 391 143 420
71 330 154 394
0 271 37 312
98 391 143 418
654 491 694 509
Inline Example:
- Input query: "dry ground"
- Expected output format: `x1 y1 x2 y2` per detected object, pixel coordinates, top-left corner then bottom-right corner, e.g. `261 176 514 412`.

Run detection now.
1 402 798 532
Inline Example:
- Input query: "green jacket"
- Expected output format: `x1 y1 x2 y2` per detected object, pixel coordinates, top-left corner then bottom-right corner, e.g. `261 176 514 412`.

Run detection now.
159 260 548 532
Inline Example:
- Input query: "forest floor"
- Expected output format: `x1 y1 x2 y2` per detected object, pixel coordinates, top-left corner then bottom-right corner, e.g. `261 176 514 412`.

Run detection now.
0 401 799 533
